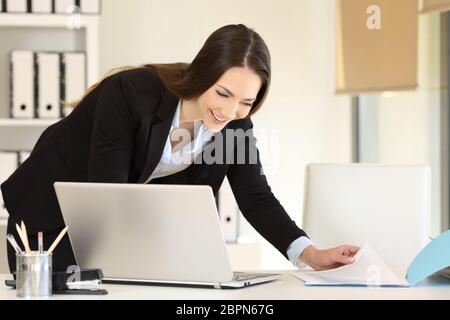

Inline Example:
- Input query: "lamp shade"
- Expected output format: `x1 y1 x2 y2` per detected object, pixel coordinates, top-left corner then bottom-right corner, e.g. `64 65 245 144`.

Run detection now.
336 0 418 94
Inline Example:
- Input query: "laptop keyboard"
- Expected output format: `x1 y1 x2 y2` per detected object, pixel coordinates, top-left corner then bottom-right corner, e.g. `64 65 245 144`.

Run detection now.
232 272 276 282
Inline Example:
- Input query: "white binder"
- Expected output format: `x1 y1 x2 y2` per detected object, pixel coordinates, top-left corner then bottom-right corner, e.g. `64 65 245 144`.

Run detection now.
218 177 240 243
18 151 31 165
6 0 27 12
11 51 35 119
54 0 76 13
80 0 100 14
0 152 18 220
36 52 61 119
31 0 53 13
61 52 86 116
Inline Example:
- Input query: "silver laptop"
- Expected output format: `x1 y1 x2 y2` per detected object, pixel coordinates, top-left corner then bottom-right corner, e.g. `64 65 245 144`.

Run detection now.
53 182 280 289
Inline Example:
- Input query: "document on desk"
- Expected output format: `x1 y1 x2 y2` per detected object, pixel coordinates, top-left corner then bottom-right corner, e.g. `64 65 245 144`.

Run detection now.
291 244 409 287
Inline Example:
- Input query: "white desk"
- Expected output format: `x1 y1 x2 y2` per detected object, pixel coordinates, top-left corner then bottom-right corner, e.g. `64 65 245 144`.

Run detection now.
1 272 450 300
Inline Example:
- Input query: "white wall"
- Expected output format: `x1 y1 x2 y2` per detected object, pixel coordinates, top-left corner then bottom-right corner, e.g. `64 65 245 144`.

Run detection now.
359 12 445 238
98 0 353 269
0 225 8 274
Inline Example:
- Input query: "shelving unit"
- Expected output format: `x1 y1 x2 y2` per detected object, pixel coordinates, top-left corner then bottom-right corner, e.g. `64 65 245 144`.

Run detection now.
0 13 98 83
0 13 99 129
0 13 99 224
0 13 99 142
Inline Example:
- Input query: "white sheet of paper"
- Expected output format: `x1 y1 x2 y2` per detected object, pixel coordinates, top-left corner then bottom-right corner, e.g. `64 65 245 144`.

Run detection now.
291 244 409 287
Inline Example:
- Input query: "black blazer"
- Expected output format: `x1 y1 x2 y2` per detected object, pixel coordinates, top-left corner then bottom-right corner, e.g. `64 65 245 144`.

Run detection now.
1 68 307 261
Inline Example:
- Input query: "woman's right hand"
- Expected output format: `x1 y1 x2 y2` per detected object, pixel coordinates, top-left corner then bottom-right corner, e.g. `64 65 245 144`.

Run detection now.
299 245 360 271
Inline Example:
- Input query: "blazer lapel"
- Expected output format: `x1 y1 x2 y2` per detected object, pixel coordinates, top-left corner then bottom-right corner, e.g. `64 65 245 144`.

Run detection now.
138 88 179 183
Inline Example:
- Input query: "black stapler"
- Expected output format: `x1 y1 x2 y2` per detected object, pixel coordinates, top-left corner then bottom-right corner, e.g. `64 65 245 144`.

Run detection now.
5 267 108 295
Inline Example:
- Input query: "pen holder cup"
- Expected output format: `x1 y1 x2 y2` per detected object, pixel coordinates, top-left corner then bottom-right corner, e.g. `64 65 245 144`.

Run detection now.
16 252 52 298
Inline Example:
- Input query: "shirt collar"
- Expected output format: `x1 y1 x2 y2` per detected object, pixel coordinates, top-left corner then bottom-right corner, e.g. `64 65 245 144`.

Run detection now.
172 99 213 137
171 99 181 129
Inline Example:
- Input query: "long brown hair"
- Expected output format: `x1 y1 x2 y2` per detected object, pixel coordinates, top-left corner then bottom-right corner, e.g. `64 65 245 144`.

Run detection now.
66 24 271 116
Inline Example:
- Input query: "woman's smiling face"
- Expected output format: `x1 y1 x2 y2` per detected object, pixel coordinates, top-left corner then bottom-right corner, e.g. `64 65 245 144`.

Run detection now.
197 67 262 132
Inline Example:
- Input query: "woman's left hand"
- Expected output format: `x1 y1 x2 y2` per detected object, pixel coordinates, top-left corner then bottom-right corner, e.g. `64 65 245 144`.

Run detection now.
299 245 360 271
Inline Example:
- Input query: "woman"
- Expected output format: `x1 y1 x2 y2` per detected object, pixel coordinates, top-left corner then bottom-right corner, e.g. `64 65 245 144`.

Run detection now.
1 24 358 273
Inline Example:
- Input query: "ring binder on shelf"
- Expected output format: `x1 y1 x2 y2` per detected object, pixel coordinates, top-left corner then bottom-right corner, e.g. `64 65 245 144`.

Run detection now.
36 52 61 119
31 0 53 13
6 0 27 12
80 0 100 14
61 51 86 116
54 0 76 13
10 50 35 119
218 177 240 243
18 151 31 165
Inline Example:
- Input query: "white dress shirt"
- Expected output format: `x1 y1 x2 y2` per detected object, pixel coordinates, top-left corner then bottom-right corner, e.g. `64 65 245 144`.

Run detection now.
144 99 214 183
144 98 314 267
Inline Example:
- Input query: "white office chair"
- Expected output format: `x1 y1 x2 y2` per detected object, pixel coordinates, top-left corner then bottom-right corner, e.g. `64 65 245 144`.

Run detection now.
302 163 430 273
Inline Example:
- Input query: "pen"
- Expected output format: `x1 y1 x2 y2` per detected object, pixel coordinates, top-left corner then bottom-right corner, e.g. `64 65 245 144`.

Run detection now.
48 226 68 254
21 221 31 253
38 231 44 254
6 234 23 254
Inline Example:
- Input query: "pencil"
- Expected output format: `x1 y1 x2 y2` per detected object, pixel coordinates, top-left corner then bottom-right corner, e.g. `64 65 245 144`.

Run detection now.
20 221 31 253
47 226 68 254
15 223 30 253
38 231 44 254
